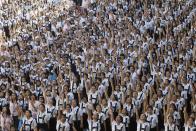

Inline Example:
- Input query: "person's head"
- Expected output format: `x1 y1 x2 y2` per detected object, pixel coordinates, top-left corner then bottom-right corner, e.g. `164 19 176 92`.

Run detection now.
91 85 96 93
92 112 98 121
25 89 31 97
31 94 36 101
126 97 132 104
122 108 127 116
187 117 194 126
157 90 162 97
115 85 120 91
2 106 11 116
0 84 6 91
166 71 171 78
25 110 32 118
96 105 102 112
21 77 26 83
36 80 41 87
110 94 116 101
136 84 142 92
18 94 24 100
39 96 45 103
71 99 77 107
169 104 176 113
61 114 66 122
141 76 147 83
130 66 135 72
66 104 71 112
46 89 51 97
101 98 107 106
39 104 45 112
81 96 87 103
116 115 123 124
182 77 187 84
172 95 177 102
147 106 153 114
60 92 65 98
48 98 54 105
140 113 146 122
168 115 174 124
11 93 17 101
133 92 138 98
190 112 195 120
17 106 24 115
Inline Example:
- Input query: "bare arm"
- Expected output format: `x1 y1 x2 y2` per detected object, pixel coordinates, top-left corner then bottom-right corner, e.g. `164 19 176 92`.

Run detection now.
143 94 148 113
57 110 62 120
136 108 140 121
183 106 188 124
104 90 109 100
87 106 92 120
108 109 114 123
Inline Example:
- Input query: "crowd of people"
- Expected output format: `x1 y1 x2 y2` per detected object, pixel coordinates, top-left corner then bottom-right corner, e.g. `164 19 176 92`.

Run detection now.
0 0 196 131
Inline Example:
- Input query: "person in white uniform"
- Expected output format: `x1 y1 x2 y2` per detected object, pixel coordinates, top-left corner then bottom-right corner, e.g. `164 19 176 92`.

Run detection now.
20 110 37 131
36 104 50 131
183 107 196 131
87 107 101 131
56 113 70 131
108 109 126 131
136 109 150 131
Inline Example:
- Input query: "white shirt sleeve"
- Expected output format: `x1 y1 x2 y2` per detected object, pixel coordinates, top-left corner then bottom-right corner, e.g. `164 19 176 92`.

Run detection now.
56 121 60 130
65 122 70 131
122 125 126 131
45 114 50 123
31 119 37 130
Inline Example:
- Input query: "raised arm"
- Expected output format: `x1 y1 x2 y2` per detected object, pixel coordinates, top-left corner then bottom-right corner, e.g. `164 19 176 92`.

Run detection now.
183 106 188 124
135 107 140 121
143 94 148 113
57 110 62 121
108 108 114 123
80 109 84 129
121 92 126 105
163 104 167 123
77 90 81 103
110 78 115 93
87 105 92 120
104 88 109 100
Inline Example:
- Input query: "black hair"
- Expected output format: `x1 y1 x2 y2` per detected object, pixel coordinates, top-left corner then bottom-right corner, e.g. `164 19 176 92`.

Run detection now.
39 103 45 109
2 106 11 116
66 104 71 109
148 106 153 110
26 110 32 116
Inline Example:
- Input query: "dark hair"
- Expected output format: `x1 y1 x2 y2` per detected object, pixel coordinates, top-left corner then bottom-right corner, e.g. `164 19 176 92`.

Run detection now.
11 93 18 102
40 103 45 109
31 93 36 98
66 104 71 109
26 110 32 116
2 106 11 116
116 115 123 123
148 106 153 110
168 115 174 120
39 96 45 104
36 80 41 86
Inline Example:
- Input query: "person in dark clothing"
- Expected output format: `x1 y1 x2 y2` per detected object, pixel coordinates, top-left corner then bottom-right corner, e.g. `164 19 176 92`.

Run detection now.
3 23 10 39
